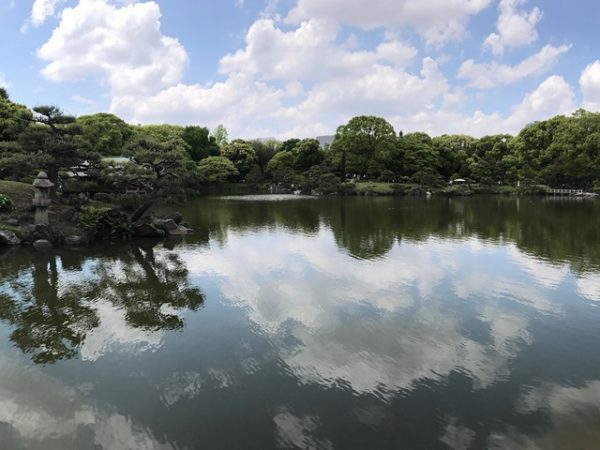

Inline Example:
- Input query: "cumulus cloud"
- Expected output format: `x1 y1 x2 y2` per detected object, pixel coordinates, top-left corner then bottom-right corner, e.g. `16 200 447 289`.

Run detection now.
389 75 576 137
34 0 581 139
110 74 288 136
219 18 418 81
286 0 492 46
30 0 64 27
37 0 188 96
111 13 435 138
458 44 571 89
580 60 600 111
484 0 542 55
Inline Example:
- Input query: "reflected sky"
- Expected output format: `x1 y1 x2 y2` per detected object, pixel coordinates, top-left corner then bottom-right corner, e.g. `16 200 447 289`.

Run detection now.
0 197 600 449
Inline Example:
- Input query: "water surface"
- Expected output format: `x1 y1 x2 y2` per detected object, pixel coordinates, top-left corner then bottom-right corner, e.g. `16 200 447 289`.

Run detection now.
1 196 600 449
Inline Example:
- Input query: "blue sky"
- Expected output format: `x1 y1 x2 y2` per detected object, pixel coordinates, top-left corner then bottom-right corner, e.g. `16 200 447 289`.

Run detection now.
1 0 599 139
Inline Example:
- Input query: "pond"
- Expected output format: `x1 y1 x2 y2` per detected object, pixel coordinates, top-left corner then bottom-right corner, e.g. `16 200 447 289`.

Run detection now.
1 196 600 449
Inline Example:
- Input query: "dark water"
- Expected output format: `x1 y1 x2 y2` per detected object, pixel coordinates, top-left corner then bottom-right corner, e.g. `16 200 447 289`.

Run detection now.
1 196 600 449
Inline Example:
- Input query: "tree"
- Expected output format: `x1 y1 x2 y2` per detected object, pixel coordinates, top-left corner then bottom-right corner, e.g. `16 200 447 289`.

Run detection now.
211 124 229 148
266 150 295 184
293 138 324 172
182 126 219 162
77 113 133 156
119 135 196 193
18 106 97 194
134 124 189 154
197 156 239 183
330 116 397 179
251 139 280 171
220 140 257 179
432 134 476 181
281 138 300 153
400 132 440 180
0 89 32 142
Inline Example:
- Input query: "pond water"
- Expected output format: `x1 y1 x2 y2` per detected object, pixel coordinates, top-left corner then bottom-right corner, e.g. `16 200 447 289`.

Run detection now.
1 196 600 449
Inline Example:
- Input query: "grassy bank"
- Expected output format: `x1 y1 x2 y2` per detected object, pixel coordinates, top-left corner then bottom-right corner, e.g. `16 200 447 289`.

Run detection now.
0 180 33 208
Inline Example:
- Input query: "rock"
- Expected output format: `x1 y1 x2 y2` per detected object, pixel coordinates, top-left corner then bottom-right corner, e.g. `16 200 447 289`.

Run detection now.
64 235 88 246
0 230 21 246
26 224 54 243
133 223 166 238
162 219 179 232
166 225 190 236
33 239 53 250
5 218 19 226
170 212 183 225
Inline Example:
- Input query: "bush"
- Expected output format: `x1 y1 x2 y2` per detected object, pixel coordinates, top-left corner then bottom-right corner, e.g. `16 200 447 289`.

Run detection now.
78 207 131 239
378 170 396 183
0 194 13 211
317 173 341 195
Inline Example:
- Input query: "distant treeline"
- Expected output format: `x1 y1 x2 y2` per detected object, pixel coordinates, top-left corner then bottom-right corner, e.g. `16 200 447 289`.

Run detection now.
1 86 600 198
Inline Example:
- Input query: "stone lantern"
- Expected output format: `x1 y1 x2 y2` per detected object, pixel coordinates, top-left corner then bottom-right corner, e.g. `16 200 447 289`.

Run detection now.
32 171 54 226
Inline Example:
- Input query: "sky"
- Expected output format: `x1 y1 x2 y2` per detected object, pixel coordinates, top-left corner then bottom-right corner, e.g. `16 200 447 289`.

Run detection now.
0 0 599 140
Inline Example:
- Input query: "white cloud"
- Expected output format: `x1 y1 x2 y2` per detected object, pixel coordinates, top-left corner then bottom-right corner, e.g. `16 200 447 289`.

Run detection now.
37 0 188 96
30 0 64 27
580 60 600 111
458 44 571 89
506 74 576 126
484 0 542 55
219 18 418 82
35 0 580 139
388 75 576 137
286 0 492 46
110 74 288 137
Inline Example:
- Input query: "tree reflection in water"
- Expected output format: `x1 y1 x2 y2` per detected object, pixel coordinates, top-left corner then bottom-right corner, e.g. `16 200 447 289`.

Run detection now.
0 241 204 364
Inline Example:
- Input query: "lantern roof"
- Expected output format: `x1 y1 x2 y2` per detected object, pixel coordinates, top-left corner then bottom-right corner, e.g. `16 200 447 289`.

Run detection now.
33 171 54 188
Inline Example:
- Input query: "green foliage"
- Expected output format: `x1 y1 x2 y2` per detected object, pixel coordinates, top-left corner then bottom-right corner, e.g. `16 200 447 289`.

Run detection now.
298 165 324 193
77 113 133 156
0 91 32 142
432 135 476 180
211 124 229 148
220 140 257 178
281 138 300 153
197 156 239 183
182 126 219 162
125 135 191 181
134 124 189 154
78 207 131 238
0 193 13 211
330 116 397 178
245 164 265 186
17 106 98 192
317 173 341 195
266 151 295 184
251 139 280 171
378 170 396 183
293 138 324 172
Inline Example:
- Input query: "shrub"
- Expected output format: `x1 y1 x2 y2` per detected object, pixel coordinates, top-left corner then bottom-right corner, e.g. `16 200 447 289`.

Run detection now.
78 207 131 238
317 173 341 195
0 194 13 211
